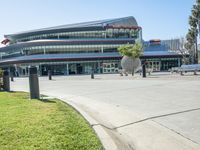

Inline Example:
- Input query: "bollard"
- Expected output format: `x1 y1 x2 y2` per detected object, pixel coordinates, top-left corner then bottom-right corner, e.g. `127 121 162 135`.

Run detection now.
48 70 52 80
91 69 94 79
3 71 10 91
142 64 146 78
29 66 40 99
180 71 184 76
10 71 14 82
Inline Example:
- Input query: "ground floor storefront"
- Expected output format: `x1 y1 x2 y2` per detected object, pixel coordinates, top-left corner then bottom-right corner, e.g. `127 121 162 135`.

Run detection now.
11 60 121 76
2 56 183 76
145 57 182 72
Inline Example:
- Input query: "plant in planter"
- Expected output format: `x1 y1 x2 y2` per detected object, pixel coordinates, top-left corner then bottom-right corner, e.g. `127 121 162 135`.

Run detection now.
118 42 143 76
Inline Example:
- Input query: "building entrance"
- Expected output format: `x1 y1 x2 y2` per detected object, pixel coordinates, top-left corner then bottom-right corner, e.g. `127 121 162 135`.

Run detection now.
76 64 83 74
147 61 161 72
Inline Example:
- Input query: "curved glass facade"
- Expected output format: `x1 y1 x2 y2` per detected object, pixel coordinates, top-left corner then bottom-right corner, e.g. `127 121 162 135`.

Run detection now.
0 16 142 76
14 28 140 43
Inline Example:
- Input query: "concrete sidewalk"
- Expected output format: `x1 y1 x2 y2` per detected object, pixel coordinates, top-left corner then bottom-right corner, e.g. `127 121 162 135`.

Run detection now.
11 73 200 150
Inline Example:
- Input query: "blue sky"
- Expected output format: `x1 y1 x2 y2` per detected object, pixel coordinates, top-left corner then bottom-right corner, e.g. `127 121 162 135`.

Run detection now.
0 0 195 45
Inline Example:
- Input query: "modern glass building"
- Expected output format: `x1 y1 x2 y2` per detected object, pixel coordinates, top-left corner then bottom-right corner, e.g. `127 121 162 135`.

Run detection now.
0 16 142 76
0 16 182 76
142 40 183 72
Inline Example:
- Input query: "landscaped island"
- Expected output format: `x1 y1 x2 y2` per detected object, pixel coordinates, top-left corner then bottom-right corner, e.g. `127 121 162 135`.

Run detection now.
0 92 103 150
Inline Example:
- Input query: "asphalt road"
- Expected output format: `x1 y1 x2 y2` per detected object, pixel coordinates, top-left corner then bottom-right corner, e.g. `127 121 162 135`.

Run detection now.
11 73 200 150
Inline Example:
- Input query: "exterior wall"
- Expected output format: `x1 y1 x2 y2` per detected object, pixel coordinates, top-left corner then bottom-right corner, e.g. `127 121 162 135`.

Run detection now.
161 39 181 50
0 17 183 75
143 40 183 71
0 22 142 76
144 57 181 71
9 60 121 76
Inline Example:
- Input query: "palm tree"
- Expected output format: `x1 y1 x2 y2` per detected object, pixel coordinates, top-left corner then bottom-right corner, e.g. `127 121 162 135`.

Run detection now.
186 28 198 63
186 0 200 64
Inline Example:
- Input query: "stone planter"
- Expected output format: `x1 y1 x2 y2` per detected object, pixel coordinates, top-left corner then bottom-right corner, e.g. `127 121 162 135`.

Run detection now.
121 56 141 74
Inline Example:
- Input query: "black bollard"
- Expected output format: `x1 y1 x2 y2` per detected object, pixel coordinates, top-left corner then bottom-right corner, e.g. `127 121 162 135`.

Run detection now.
29 66 40 99
91 69 94 79
180 71 184 76
10 71 14 82
48 70 52 80
142 64 146 78
3 70 10 91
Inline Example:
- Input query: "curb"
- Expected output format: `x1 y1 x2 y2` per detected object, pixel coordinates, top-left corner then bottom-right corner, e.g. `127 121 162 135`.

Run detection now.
64 100 118 150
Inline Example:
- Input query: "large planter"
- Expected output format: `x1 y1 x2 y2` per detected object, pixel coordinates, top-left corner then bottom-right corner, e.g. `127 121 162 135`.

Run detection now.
121 56 141 74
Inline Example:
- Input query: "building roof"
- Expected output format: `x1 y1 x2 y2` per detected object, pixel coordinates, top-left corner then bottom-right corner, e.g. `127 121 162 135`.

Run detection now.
5 16 139 40
142 42 182 58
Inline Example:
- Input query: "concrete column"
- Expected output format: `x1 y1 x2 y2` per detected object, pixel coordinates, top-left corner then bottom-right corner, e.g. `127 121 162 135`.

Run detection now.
9 67 15 82
98 62 101 73
66 64 69 75
3 71 10 91
178 58 181 67
39 64 42 76
29 66 40 99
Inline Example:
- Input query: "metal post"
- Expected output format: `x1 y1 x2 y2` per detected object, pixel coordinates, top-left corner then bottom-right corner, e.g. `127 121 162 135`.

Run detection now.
10 71 14 82
142 64 146 78
3 70 10 91
29 66 40 99
91 69 94 79
180 71 184 76
48 70 52 80
132 68 134 76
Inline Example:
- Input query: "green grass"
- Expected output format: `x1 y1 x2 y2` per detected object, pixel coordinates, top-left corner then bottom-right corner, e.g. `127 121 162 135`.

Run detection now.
0 92 103 150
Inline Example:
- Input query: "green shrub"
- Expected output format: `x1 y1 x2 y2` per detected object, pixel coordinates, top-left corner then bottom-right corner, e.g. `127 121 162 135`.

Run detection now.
118 42 143 58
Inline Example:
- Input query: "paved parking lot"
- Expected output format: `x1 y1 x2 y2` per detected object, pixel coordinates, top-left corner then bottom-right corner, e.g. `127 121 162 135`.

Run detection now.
11 73 200 150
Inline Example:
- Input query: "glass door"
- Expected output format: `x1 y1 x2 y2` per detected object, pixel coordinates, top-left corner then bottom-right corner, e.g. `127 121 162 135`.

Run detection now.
147 61 161 72
153 61 161 71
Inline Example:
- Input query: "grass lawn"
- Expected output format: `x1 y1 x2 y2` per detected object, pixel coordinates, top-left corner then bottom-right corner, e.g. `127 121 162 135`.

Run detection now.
0 92 103 150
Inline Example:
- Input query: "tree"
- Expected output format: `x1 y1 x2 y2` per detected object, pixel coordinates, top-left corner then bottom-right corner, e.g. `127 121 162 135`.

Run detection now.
186 28 198 63
118 42 143 76
118 42 143 58
186 0 200 64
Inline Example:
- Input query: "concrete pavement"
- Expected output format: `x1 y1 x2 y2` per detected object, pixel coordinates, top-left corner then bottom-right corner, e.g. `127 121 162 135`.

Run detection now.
11 73 200 150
